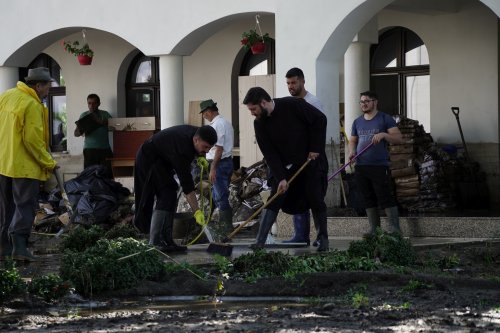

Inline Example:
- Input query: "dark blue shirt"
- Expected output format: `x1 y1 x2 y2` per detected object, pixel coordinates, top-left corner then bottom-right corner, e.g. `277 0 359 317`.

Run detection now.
351 111 397 166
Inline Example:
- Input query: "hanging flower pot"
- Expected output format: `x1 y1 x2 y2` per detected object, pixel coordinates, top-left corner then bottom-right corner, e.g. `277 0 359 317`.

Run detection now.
240 16 271 55
62 30 95 65
250 42 266 54
77 55 93 65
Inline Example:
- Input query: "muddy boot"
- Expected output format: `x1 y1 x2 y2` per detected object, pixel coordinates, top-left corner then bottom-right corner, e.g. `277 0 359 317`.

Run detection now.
0 229 12 260
312 216 321 247
384 206 401 234
11 234 37 262
219 209 234 235
208 209 234 242
364 207 381 238
312 210 329 252
160 211 187 253
149 210 167 247
250 209 278 250
283 212 310 245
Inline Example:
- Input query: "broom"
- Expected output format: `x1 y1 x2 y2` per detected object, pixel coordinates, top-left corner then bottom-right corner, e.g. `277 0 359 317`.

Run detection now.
206 158 311 256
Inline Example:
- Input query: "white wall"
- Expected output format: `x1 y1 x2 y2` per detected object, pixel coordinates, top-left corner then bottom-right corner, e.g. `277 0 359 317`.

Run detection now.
378 2 499 144
183 18 275 124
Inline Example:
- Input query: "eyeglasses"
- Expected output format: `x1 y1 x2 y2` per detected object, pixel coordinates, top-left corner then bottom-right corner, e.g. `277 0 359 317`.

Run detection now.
359 99 374 105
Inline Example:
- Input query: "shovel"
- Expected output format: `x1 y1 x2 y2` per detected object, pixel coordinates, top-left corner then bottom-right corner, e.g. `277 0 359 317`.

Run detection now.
54 168 76 237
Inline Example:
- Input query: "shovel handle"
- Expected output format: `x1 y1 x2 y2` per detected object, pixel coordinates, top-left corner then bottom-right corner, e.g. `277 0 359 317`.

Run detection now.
451 106 459 117
225 159 311 240
327 142 373 182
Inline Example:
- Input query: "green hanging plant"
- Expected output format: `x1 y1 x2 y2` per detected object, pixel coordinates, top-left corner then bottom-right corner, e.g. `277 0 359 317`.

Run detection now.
62 40 94 57
240 29 271 50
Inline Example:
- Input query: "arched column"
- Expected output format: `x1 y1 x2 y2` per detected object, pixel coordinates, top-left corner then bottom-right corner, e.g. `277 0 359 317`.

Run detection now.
344 41 371 139
343 18 378 163
158 55 184 129
0 66 19 92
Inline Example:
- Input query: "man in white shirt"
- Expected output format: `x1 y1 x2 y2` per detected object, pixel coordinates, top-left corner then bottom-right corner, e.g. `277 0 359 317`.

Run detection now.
200 99 235 240
284 67 325 247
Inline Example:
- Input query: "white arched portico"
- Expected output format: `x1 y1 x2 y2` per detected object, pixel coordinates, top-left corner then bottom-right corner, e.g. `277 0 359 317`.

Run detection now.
0 0 498 205
158 55 184 129
0 66 18 93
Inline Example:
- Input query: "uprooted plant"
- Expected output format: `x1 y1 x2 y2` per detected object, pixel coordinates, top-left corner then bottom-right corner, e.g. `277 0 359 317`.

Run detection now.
347 228 416 266
1 261 72 306
60 237 166 296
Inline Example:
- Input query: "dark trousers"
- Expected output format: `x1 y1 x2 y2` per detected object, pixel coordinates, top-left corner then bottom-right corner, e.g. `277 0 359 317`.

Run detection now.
267 160 327 213
355 165 397 209
267 161 329 239
134 147 179 233
83 148 113 174
0 175 39 236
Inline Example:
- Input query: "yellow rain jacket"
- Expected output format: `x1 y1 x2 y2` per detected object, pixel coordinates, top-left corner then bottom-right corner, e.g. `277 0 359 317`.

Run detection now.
0 81 56 181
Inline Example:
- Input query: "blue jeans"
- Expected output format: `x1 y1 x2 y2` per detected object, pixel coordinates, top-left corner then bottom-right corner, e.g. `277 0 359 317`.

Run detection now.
212 158 233 211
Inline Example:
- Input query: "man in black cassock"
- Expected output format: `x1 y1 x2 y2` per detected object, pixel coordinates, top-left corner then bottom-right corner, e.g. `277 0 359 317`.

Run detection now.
242 86 329 252
134 125 217 253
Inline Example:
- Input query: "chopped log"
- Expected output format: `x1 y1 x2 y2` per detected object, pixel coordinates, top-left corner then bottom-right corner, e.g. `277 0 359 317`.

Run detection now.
391 167 417 178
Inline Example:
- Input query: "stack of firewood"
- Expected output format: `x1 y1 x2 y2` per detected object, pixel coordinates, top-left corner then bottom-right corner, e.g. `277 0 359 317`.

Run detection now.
389 117 430 209
389 116 460 213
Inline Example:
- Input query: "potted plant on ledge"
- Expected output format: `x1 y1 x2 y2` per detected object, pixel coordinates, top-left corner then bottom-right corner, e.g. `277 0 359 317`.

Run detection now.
62 40 94 65
240 29 271 54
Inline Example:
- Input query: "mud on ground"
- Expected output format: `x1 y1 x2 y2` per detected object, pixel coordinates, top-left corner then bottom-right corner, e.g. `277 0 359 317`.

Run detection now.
1 239 500 332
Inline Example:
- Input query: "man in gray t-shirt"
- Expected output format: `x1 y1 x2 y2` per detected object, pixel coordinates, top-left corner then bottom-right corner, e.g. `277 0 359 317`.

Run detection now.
284 67 325 247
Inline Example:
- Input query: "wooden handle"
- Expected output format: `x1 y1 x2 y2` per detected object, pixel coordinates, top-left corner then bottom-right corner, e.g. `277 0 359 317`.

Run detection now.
225 159 311 240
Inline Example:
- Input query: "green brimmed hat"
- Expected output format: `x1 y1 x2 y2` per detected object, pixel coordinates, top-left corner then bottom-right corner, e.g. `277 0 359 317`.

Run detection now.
199 99 218 113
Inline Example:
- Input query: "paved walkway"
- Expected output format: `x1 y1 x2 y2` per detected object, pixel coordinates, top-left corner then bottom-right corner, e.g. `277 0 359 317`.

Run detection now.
167 236 498 265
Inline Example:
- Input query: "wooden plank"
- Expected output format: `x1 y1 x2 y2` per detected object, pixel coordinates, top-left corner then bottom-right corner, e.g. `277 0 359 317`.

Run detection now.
238 75 275 167
188 101 203 126
113 130 153 158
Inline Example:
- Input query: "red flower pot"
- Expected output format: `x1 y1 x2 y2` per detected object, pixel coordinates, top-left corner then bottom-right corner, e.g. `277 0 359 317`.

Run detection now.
77 55 93 65
250 42 266 54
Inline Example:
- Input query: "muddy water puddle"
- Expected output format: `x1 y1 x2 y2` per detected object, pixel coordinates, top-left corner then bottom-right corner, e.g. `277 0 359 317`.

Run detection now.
42 296 313 316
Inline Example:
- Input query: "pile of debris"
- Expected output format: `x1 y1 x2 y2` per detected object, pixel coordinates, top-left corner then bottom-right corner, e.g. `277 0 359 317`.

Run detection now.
176 160 270 243
34 165 133 235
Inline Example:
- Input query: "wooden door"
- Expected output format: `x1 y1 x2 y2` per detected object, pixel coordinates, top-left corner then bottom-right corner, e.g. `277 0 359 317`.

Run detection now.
238 75 275 167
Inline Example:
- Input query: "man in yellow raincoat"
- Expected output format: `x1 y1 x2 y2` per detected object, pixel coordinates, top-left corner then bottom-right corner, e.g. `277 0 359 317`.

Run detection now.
0 67 57 261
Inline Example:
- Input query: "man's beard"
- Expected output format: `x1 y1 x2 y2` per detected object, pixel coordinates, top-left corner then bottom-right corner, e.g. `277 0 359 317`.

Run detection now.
261 107 269 118
256 106 269 120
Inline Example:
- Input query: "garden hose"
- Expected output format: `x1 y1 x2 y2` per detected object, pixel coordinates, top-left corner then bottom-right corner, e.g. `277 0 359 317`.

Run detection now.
187 157 214 245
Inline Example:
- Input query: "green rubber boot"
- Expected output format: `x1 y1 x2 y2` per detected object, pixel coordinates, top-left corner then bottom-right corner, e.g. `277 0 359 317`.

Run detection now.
384 206 401 234
11 234 37 262
364 207 381 237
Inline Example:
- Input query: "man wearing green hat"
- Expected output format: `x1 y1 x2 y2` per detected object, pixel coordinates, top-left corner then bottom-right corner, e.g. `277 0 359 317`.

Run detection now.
199 99 234 240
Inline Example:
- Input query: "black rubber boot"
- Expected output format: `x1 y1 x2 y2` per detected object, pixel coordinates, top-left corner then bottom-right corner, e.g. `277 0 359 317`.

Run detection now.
384 206 401 234
364 207 381 237
11 234 37 262
149 210 167 247
250 209 279 250
283 212 310 245
219 209 234 235
160 211 187 253
0 229 12 260
312 210 329 252
208 209 234 242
